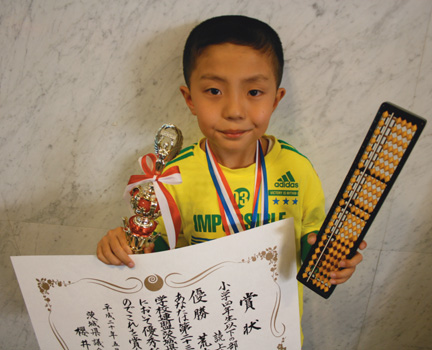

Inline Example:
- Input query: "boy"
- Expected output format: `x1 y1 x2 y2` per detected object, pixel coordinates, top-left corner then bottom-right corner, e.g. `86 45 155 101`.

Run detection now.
97 15 365 289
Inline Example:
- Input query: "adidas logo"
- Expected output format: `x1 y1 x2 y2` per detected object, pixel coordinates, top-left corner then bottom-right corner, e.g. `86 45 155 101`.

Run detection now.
278 171 295 182
275 171 299 188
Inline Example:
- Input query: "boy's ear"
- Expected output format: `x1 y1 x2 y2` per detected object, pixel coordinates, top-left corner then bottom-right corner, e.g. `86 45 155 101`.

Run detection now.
180 86 197 115
272 87 286 111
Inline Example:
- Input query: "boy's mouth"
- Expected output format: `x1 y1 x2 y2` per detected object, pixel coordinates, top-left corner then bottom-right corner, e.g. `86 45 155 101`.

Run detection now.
219 129 249 138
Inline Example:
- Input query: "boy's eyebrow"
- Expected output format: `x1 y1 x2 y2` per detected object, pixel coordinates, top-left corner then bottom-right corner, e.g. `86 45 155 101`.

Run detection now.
199 74 226 82
199 74 270 83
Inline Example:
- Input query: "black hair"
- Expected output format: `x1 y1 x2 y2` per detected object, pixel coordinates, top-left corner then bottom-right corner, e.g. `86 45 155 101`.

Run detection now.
183 15 284 87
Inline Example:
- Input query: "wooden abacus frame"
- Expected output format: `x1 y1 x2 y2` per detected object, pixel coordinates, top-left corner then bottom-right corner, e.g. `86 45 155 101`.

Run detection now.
297 102 427 298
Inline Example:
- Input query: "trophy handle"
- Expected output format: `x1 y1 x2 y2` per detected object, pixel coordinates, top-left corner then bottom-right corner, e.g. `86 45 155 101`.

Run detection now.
154 124 183 172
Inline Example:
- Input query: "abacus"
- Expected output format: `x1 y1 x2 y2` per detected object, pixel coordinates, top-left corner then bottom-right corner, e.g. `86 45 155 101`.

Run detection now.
297 102 427 298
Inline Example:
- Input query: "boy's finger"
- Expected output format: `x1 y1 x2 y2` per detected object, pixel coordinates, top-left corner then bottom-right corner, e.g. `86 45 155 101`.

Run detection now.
111 243 135 268
98 241 123 266
330 267 355 284
144 243 155 254
358 240 367 250
96 243 110 265
97 229 135 268
108 227 134 266
329 251 364 284
307 233 317 245
339 251 363 268
116 230 133 255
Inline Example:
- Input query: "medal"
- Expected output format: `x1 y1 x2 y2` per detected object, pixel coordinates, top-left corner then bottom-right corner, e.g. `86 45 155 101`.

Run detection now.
205 139 269 234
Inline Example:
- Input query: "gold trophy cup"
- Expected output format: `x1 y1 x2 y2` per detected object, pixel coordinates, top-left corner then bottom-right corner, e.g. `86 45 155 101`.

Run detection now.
123 124 183 253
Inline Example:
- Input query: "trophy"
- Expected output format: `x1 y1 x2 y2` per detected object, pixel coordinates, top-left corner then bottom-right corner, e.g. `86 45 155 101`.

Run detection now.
123 124 183 254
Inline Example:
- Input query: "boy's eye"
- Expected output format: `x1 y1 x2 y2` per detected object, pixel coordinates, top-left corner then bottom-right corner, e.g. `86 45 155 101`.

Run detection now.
207 88 221 95
249 89 262 97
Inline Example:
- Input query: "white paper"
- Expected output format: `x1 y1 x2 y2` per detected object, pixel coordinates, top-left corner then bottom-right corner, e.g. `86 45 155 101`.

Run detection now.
12 218 301 350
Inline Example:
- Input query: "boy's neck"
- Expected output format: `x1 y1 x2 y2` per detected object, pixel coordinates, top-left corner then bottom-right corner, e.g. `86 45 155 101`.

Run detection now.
201 137 268 169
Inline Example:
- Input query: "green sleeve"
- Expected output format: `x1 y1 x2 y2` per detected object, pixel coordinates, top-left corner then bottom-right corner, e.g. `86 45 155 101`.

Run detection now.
301 231 319 262
153 235 170 252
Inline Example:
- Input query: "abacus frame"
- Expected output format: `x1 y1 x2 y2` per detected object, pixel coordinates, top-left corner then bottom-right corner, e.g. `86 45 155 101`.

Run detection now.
296 102 427 298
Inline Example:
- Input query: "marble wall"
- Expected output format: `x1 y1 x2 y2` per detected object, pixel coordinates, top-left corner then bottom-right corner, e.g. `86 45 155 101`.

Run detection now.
1 0 431 349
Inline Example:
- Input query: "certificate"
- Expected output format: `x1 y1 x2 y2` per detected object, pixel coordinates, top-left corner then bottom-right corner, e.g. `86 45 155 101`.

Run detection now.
12 218 301 349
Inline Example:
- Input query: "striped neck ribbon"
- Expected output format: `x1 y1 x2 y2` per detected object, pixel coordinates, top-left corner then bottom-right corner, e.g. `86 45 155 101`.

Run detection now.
205 139 269 235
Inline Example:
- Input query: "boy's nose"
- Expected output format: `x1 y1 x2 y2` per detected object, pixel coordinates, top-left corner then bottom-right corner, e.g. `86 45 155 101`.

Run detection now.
223 94 245 120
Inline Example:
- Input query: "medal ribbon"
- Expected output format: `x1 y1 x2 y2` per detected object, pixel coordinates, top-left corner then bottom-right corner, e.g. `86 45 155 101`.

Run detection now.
252 139 269 228
124 153 182 249
205 140 268 235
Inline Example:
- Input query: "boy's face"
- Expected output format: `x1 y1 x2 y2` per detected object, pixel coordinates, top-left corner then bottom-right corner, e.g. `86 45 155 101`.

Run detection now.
180 43 285 165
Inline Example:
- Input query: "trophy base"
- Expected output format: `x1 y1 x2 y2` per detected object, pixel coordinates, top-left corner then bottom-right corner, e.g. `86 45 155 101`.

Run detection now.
123 216 161 254
125 230 161 254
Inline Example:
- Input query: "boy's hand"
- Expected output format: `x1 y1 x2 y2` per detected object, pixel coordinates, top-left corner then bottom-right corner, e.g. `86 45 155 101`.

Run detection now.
96 227 155 268
307 233 367 285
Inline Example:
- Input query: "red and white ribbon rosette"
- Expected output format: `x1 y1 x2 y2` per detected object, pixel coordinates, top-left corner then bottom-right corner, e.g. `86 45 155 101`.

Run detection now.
123 153 182 249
